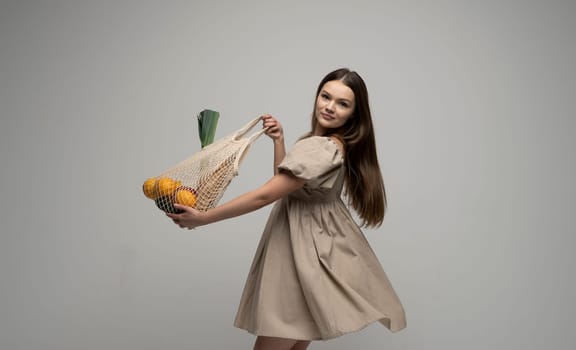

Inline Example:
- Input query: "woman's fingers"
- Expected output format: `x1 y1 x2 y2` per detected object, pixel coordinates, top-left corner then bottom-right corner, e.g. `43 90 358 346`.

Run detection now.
263 121 276 129
261 114 283 141
173 203 191 213
165 204 201 230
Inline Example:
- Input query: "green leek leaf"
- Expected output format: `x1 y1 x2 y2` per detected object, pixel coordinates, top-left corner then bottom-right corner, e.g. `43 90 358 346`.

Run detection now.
197 109 219 148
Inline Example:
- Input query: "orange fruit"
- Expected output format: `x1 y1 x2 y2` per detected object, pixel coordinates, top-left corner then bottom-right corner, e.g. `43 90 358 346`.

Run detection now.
174 187 197 207
156 177 181 197
142 177 158 199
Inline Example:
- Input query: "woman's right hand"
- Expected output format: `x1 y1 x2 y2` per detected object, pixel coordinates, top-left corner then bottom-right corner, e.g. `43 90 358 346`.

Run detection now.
261 114 284 142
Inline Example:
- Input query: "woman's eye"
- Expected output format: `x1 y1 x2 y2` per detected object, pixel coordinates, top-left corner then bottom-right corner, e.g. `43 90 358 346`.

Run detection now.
321 94 330 100
339 102 349 107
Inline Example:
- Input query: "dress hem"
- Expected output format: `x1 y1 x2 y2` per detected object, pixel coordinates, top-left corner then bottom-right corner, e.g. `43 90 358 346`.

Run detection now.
234 315 404 341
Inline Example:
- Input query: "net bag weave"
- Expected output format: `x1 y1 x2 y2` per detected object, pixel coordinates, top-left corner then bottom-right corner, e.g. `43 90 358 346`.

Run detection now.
149 117 266 213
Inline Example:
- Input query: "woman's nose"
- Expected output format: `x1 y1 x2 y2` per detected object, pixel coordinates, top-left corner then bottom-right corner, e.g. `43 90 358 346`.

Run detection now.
325 100 335 111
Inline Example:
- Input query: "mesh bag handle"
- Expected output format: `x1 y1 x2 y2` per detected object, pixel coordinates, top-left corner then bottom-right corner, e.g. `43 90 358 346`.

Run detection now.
150 117 266 213
233 116 266 141
232 117 267 173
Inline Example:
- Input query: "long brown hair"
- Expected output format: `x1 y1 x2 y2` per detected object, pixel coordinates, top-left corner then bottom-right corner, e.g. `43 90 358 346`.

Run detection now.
310 68 387 227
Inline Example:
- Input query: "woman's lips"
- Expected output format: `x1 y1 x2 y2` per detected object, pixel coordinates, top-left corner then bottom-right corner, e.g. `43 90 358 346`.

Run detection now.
321 112 335 120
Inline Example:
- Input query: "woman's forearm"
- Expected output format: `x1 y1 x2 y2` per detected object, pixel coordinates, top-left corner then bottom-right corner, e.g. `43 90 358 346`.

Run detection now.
203 172 304 225
273 137 286 175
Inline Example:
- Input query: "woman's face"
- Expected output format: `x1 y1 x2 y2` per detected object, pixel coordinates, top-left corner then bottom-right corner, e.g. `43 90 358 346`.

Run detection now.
314 80 355 135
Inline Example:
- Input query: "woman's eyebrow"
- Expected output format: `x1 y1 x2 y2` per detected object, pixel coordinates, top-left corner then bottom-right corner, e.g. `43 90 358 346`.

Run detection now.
321 90 352 102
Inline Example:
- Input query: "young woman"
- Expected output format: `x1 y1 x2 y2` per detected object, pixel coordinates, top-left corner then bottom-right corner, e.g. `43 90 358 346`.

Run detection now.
167 68 406 350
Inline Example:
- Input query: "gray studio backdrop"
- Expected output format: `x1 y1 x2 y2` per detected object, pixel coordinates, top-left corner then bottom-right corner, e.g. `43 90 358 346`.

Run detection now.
1 1 575 349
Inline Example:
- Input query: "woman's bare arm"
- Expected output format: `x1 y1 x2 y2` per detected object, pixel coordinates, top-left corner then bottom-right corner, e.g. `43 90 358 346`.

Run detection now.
262 114 286 174
167 172 305 229
272 138 286 174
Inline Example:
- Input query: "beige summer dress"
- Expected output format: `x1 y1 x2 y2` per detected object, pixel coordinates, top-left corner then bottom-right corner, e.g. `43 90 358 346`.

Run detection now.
234 136 406 340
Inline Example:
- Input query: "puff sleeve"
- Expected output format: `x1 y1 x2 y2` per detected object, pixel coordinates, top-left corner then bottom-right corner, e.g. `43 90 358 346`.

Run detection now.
278 136 344 188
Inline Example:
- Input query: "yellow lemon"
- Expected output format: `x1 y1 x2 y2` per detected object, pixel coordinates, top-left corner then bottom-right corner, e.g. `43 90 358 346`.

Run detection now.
142 177 158 199
174 187 197 207
156 177 181 197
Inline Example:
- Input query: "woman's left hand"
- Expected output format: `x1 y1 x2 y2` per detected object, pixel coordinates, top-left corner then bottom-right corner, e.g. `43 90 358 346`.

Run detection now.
261 114 284 141
166 204 207 230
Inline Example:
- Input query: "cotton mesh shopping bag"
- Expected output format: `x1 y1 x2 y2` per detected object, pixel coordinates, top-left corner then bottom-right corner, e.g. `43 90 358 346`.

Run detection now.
142 117 266 213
